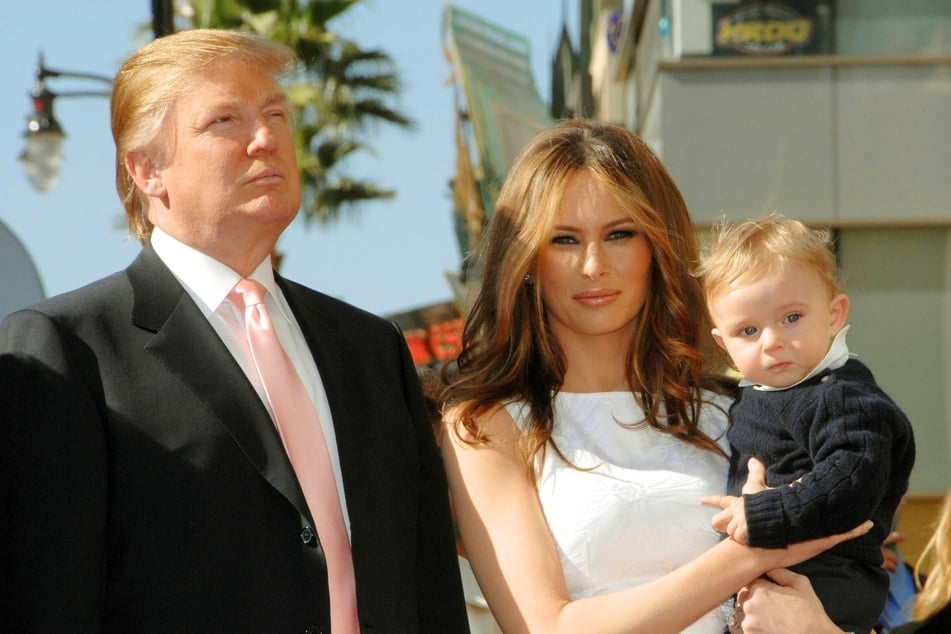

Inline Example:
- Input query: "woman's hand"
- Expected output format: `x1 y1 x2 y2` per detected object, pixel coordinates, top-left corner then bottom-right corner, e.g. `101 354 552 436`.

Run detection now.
733 568 844 634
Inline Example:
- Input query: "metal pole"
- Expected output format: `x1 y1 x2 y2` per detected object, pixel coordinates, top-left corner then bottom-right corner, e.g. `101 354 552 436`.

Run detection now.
152 0 175 38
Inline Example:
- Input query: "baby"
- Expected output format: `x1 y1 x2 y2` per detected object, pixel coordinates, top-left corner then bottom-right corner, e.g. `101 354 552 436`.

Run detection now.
698 213 915 634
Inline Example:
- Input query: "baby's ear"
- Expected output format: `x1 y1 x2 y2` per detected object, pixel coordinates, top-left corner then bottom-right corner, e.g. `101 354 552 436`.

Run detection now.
711 328 726 350
829 293 850 330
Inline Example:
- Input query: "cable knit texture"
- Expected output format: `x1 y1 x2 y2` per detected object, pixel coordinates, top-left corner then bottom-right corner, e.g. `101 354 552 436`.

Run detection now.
727 358 915 632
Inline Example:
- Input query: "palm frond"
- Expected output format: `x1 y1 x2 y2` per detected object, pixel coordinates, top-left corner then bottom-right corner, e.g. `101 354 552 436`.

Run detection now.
178 0 415 225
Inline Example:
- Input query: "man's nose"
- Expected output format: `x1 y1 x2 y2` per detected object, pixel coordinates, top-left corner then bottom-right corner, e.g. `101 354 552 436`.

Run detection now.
248 119 277 155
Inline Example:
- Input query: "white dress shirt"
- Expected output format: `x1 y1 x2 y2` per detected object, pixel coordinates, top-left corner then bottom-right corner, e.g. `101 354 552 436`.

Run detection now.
150 227 352 536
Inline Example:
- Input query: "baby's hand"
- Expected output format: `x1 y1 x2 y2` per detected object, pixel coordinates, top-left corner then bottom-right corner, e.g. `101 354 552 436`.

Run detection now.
741 457 769 495
700 494 750 544
700 458 769 545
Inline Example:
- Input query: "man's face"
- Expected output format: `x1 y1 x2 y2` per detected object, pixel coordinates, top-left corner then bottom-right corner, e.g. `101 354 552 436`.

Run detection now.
149 57 301 254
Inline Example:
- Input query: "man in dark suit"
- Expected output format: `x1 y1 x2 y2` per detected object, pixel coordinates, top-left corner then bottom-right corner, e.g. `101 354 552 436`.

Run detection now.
0 29 468 633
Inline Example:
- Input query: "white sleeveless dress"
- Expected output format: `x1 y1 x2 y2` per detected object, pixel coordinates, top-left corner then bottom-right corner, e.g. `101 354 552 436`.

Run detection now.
506 391 734 634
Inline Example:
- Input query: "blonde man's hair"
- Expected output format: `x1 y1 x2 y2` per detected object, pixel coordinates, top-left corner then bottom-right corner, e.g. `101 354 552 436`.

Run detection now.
111 29 296 243
698 212 844 303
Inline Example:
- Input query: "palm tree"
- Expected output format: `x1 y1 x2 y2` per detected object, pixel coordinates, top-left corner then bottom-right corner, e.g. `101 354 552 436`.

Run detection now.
179 0 414 225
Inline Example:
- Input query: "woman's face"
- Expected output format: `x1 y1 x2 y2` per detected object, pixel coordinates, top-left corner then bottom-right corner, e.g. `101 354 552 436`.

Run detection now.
536 170 653 350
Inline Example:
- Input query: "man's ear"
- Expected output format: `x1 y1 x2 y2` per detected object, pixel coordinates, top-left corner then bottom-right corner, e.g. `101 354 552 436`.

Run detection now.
125 151 165 198
711 328 727 351
830 293 850 331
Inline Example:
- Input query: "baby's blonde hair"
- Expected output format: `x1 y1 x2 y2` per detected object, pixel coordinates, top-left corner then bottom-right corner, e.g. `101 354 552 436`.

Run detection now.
698 212 844 303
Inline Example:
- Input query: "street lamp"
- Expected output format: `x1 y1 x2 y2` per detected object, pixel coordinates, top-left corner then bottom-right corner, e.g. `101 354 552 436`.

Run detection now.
20 53 112 192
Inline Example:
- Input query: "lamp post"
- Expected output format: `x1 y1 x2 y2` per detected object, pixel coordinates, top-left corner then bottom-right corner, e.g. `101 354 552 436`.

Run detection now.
19 53 112 193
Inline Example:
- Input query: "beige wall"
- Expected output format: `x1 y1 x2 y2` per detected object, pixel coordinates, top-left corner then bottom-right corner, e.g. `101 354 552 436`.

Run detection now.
837 227 951 494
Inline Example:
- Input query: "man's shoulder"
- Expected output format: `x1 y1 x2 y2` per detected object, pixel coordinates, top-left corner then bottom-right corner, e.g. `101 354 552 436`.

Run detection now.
10 271 131 322
0 270 135 358
277 276 395 331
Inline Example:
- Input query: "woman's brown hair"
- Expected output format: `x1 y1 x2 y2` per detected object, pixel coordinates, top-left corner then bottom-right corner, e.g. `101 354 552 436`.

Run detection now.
442 119 732 472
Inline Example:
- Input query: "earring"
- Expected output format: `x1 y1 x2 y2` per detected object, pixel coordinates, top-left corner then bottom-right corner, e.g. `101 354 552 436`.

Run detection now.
524 274 534 285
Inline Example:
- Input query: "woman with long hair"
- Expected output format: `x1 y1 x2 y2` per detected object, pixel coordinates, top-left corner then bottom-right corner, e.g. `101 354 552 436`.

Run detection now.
440 119 864 633
890 490 951 633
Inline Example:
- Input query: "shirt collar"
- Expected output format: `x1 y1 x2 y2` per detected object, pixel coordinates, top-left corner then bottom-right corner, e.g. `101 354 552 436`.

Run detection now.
150 227 276 314
741 325 856 391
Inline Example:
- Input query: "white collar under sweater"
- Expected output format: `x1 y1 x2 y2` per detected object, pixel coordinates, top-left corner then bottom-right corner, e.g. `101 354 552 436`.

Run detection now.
740 325 857 392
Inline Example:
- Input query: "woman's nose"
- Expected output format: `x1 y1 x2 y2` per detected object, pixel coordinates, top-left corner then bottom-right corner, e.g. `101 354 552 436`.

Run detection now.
581 243 609 279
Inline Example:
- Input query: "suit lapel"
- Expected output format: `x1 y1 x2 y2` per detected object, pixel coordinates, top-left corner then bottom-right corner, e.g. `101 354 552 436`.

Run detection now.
275 277 368 511
127 244 312 523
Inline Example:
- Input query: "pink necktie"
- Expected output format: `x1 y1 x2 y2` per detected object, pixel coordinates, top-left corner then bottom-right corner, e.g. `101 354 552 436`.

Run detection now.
229 279 359 633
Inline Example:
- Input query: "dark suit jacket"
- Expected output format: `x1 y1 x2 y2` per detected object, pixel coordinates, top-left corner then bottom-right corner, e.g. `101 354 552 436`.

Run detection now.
0 243 468 633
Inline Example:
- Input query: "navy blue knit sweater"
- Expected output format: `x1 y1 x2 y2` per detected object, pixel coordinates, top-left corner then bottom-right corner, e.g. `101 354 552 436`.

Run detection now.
727 359 916 631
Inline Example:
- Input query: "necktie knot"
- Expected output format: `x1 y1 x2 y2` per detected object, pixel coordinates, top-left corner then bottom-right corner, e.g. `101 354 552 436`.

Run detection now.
229 278 267 310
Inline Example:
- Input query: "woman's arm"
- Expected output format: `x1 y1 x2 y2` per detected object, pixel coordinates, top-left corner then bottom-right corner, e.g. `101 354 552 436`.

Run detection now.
441 407 871 634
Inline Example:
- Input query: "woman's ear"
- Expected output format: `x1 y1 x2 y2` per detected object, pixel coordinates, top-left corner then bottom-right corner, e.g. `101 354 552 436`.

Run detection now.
125 151 166 198
829 293 850 331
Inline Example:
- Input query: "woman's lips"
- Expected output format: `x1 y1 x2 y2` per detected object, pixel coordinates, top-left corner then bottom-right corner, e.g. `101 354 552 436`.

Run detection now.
573 289 620 306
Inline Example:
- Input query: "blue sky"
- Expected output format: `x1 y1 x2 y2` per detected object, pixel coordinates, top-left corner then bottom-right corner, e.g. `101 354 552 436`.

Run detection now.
1 1 576 317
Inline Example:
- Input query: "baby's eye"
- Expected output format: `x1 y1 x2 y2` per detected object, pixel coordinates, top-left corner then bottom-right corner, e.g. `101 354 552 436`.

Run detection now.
783 313 802 325
741 326 757 337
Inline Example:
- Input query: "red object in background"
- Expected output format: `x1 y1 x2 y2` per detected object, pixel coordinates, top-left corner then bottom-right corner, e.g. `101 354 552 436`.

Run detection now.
404 329 434 365
402 319 465 365
428 318 464 361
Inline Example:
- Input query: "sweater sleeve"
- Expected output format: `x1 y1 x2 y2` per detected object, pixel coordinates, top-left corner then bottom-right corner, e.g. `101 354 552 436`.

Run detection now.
743 375 901 547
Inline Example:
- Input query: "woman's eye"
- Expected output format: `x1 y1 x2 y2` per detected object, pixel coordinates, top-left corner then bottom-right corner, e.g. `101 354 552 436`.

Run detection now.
551 235 577 245
607 229 635 240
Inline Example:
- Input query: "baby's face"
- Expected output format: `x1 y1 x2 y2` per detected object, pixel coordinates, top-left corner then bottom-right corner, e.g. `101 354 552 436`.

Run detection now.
707 264 848 388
